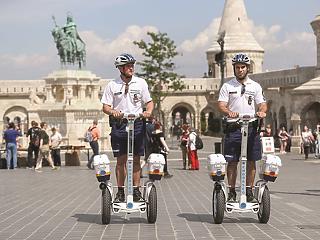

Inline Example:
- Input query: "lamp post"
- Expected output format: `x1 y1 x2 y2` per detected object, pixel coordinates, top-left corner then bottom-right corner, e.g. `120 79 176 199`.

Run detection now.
217 31 226 90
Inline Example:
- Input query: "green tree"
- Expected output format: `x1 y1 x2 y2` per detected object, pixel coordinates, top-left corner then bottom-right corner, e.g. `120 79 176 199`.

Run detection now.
134 31 185 120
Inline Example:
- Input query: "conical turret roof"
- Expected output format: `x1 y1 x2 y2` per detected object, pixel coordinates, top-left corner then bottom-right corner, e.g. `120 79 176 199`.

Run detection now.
207 0 264 53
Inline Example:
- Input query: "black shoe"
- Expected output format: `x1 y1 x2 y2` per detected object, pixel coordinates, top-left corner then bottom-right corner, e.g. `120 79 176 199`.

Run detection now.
164 172 173 178
246 189 258 203
227 191 237 202
114 190 125 203
87 162 93 169
133 188 144 202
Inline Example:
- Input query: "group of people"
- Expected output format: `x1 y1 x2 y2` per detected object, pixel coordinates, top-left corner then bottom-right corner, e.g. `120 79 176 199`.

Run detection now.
2 120 61 171
26 121 61 172
179 124 200 170
261 123 319 160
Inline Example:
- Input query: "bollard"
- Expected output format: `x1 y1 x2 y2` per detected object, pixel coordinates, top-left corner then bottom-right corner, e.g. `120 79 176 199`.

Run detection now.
214 142 222 154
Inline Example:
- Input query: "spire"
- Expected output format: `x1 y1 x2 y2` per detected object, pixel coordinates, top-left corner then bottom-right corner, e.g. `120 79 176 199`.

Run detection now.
208 0 264 52
206 0 265 77
311 15 320 74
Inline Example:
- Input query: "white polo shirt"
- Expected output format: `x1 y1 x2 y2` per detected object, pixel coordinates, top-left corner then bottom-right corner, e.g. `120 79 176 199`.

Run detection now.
101 75 152 114
218 77 266 115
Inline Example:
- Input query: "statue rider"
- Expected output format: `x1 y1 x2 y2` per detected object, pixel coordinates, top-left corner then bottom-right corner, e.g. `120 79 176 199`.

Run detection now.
63 14 85 55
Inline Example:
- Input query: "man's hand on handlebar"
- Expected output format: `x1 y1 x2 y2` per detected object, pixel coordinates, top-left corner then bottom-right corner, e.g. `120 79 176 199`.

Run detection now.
111 110 122 119
227 111 239 118
142 111 152 119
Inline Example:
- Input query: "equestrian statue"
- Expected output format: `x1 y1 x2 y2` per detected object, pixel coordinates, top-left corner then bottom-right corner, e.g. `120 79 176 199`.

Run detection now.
51 14 86 69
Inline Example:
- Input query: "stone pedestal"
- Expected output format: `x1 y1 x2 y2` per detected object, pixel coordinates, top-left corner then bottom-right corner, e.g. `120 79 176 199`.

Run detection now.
291 114 302 154
291 136 301 154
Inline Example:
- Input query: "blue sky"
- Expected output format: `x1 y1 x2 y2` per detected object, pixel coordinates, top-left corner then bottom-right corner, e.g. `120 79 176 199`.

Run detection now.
0 0 319 79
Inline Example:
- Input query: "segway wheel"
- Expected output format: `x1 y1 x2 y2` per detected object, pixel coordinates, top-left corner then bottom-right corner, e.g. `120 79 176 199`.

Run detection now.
147 185 157 223
212 188 225 224
101 189 112 224
257 186 270 223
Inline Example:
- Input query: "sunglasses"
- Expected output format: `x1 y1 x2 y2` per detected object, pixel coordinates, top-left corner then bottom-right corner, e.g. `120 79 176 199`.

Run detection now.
241 84 246 95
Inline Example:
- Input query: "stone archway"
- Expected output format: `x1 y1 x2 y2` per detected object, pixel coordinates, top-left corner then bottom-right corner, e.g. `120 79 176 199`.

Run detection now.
170 104 194 138
2 106 28 144
278 106 287 129
301 102 320 130
3 106 28 133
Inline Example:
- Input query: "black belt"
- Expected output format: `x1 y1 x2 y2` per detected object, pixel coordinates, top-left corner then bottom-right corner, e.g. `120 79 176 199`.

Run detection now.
109 115 143 127
224 120 259 133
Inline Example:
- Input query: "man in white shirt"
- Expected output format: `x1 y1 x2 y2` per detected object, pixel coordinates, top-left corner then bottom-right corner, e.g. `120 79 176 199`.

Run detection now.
101 53 154 203
218 53 267 203
50 127 62 166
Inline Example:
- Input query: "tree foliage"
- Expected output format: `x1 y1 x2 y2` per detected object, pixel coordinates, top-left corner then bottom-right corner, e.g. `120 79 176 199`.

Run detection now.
134 32 185 119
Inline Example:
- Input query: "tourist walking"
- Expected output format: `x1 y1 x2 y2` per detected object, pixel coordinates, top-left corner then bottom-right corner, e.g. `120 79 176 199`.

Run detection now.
188 128 199 170
35 122 58 171
86 120 100 169
278 126 290 154
180 124 190 170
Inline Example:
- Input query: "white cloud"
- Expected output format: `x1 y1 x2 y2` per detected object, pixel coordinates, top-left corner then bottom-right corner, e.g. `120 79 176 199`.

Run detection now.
0 54 51 66
175 17 316 75
179 18 221 53
81 25 158 63
249 21 316 69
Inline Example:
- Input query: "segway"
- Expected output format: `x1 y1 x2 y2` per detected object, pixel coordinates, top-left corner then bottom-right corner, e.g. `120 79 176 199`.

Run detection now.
93 113 165 224
207 113 282 224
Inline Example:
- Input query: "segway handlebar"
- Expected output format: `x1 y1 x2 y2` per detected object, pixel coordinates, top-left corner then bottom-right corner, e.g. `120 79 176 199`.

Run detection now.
119 112 144 120
224 113 257 122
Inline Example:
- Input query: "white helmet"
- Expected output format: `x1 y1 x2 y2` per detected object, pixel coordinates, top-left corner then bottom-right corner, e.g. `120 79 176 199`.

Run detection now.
114 53 136 67
232 53 251 65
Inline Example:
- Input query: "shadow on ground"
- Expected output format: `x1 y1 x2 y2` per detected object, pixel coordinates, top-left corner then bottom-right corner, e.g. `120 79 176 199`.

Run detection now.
177 213 259 224
72 213 149 225
271 190 320 197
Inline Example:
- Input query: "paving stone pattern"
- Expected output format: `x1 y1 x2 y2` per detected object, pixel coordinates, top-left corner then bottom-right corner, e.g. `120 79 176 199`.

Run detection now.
1 142 320 239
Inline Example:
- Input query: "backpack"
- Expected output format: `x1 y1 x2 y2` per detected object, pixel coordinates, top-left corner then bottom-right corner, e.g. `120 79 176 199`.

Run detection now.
194 133 203 150
31 127 41 147
84 127 95 142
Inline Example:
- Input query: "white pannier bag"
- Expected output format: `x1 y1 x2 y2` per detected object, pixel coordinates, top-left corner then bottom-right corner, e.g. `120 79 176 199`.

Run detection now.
93 154 111 182
147 153 165 180
207 154 226 181
259 154 282 182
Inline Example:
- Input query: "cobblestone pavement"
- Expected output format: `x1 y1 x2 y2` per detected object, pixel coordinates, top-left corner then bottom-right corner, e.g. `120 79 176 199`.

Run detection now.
1 137 320 240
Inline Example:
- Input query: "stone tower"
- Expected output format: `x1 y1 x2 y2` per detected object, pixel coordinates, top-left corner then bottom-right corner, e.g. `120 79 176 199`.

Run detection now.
206 0 264 78
311 15 320 76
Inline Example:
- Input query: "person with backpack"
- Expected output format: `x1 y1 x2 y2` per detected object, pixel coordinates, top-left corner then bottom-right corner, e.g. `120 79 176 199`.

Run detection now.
35 122 58 172
188 128 200 170
86 119 100 169
26 121 41 169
